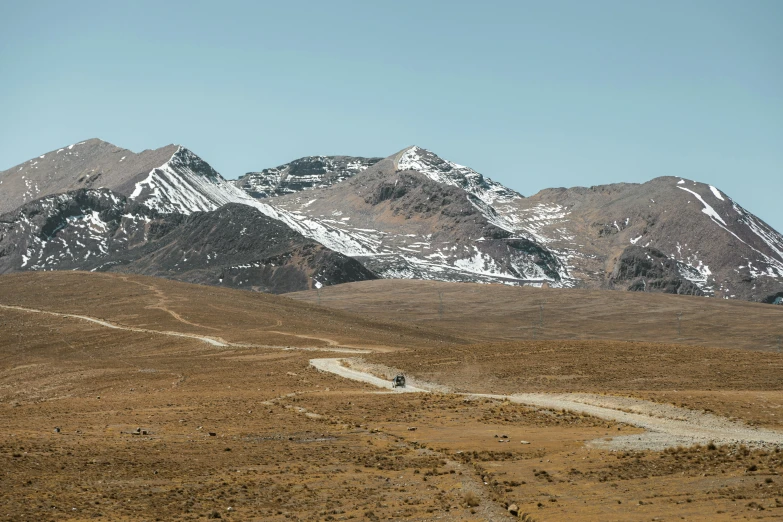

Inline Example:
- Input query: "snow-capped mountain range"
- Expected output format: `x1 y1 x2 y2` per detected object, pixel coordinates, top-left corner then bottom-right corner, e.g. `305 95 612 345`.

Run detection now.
1 139 781 303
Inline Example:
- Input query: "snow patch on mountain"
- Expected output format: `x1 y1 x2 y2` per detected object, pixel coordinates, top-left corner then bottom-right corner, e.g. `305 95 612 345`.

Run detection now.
512 203 572 244
361 252 566 286
466 194 516 232
396 146 521 206
671 245 715 295
131 147 253 214
672 184 783 279
709 185 725 201
250 203 382 257
732 202 783 264
0 191 126 272
677 186 727 226
260 204 572 286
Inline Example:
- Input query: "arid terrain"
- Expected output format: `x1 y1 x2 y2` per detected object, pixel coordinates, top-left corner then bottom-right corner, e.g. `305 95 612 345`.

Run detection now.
2 272 783 521
287 279 783 352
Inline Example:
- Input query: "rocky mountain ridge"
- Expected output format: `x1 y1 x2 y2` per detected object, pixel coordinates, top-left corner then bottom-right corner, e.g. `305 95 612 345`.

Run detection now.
262 151 569 286
233 155 382 199
503 176 783 302
241 146 783 302
2 139 781 303
0 188 375 293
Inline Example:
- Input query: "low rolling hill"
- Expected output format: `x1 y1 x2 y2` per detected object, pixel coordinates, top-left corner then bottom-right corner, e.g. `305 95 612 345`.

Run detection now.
287 278 783 352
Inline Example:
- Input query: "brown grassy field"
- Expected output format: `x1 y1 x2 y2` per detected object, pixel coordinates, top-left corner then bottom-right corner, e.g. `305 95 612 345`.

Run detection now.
2 272 783 521
287 279 783 352
0 272 467 349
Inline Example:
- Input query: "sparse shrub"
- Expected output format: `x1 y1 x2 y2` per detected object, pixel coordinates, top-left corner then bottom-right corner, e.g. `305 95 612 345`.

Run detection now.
463 492 480 507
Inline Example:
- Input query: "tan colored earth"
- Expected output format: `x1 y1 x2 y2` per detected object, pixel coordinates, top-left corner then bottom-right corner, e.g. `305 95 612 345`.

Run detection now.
2 272 783 521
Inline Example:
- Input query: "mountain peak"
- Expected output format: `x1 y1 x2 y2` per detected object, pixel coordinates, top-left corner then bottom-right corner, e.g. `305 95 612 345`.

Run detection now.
0 139 181 215
391 145 522 205
50 138 179 155
233 154 382 199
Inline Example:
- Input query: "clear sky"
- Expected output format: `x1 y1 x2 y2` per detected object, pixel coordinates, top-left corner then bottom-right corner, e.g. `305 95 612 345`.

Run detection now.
1 1 781 230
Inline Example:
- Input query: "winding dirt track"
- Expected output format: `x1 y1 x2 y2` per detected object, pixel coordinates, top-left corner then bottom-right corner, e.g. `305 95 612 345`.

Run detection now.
311 358 783 451
0 303 230 346
310 358 427 392
0 304 367 353
119 276 222 331
6 300 782 451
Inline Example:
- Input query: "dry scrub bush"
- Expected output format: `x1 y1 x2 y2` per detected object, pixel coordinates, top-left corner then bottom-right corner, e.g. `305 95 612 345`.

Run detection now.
463 491 480 507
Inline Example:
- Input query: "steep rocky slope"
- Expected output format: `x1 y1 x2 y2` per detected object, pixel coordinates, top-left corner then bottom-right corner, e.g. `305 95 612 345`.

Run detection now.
262 151 567 284
504 177 783 302
233 155 381 198
0 139 253 215
243 147 783 302
0 189 375 293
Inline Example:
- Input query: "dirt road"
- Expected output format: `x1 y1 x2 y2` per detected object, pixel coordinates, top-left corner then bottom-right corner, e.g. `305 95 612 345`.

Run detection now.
0 303 230 346
6 299 782 451
311 357 783 450
0 303 366 353
310 358 427 392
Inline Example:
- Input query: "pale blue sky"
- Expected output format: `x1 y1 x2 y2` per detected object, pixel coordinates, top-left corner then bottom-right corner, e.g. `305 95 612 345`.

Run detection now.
1 1 781 230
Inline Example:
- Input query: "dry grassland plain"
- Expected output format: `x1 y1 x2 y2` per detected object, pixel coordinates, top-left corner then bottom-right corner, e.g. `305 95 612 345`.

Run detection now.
1 272 783 521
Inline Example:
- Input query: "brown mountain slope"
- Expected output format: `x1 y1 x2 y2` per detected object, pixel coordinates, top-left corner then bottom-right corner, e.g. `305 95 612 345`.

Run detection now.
0 139 177 215
0 138 259 216
505 176 783 302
